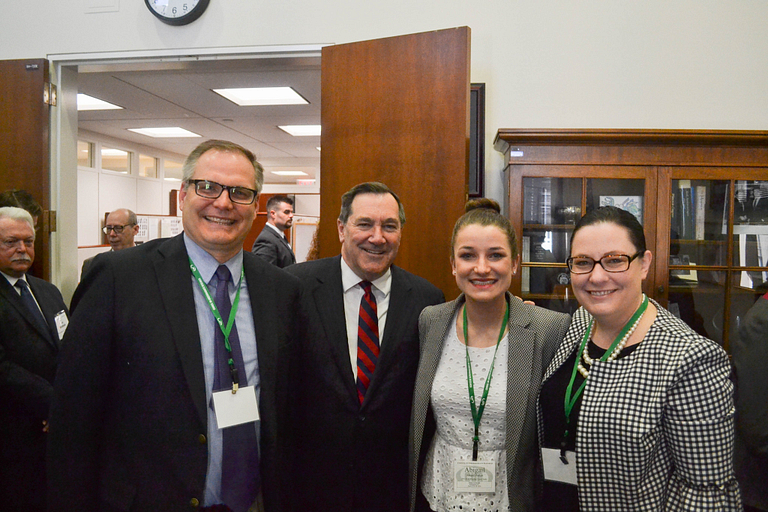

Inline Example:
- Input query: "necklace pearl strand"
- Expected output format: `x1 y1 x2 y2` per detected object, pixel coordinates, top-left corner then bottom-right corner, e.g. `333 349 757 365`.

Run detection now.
577 305 646 379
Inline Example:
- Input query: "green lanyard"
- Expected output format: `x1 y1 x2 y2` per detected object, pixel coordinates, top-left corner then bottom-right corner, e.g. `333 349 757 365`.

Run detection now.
189 258 244 391
562 294 649 447
464 302 509 461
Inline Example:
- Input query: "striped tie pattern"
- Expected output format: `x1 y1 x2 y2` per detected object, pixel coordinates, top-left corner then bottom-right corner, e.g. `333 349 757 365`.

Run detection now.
356 281 379 404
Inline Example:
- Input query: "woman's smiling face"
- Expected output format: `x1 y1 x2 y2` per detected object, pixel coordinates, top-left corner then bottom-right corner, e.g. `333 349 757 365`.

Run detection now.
451 223 516 303
569 221 651 322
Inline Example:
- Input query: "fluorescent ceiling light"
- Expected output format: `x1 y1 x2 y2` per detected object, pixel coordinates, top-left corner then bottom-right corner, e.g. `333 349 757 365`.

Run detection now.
278 125 321 137
77 93 123 111
213 86 308 106
164 177 182 182
128 127 201 138
271 170 309 176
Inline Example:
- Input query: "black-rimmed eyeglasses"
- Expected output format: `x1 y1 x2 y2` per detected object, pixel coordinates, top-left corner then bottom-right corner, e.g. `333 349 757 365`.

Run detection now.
567 251 644 274
102 224 135 234
188 179 257 205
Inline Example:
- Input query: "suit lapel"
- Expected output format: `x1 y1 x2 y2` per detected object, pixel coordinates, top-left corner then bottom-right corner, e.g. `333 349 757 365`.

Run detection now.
503 295 536 470
243 255 278 409
154 236 208 427
27 276 63 350
311 257 357 397
364 266 413 401
0 275 55 347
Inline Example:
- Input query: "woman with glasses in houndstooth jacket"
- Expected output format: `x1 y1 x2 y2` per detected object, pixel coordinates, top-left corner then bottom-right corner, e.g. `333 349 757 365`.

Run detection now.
538 206 741 511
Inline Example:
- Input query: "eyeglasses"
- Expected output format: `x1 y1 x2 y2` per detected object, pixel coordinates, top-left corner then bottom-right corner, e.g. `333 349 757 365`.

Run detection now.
102 224 135 234
188 179 257 205
567 251 644 274
2 238 34 250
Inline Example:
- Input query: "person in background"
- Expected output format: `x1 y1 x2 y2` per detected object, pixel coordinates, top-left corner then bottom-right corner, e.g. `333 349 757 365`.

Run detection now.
733 292 768 512
80 208 140 279
251 195 295 268
0 189 43 229
408 199 570 512
285 182 444 512
0 206 68 512
538 206 740 511
47 140 301 512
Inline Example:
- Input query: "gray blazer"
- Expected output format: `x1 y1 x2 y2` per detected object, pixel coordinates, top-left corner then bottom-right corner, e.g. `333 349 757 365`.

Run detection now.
408 292 570 512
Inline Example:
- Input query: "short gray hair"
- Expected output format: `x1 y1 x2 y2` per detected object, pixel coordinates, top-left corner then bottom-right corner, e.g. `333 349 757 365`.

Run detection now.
338 182 406 227
0 206 35 234
181 140 264 194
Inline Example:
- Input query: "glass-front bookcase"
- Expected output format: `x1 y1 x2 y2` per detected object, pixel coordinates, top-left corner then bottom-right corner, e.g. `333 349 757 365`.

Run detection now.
496 129 768 350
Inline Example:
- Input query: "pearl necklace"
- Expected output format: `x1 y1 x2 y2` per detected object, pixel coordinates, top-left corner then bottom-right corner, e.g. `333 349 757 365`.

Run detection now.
577 296 647 378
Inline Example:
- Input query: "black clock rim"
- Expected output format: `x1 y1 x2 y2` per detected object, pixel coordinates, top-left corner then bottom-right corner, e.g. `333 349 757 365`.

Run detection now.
145 0 210 26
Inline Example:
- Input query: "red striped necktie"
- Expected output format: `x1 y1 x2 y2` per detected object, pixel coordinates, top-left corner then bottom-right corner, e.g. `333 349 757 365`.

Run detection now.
356 281 379 404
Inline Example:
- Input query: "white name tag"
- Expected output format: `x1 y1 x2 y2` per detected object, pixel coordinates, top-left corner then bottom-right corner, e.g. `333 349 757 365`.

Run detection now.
453 460 496 493
54 310 68 340
212 385 259 429
541 448 577 485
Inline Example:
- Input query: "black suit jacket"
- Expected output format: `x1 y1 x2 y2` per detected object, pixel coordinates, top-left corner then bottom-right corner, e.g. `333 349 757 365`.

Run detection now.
0 273 68 511
285 256 444 512
251 225 295 268
47 234 301 512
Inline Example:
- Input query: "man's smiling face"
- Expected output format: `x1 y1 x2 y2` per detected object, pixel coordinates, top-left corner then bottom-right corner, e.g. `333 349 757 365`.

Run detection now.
337 192 402 282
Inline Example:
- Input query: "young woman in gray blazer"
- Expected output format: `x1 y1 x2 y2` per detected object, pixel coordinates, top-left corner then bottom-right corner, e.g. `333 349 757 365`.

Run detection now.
409 199 570 512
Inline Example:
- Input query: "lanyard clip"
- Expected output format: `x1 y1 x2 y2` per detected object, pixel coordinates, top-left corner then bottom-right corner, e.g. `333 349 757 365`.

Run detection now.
230 367 239 394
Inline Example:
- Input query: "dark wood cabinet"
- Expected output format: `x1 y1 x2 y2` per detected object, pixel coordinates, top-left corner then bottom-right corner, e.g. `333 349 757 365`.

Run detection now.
494 129 768 350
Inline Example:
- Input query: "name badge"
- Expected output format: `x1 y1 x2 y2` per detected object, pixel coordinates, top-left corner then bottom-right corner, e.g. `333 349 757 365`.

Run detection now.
454 460 496 493
54 310 68 340
212 385 259 428
541 448 577 485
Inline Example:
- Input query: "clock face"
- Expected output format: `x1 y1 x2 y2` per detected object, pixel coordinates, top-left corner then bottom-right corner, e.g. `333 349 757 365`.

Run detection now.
145 0 210 26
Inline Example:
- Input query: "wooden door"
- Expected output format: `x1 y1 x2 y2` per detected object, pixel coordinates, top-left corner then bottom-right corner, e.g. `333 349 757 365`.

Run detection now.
319 28 471 299
0 59 52 281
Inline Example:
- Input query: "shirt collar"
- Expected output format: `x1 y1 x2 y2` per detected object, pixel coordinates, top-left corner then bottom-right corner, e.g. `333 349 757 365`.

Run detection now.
183 233 244 285
340 256 391 297
0 270 24 288
265 222 285 238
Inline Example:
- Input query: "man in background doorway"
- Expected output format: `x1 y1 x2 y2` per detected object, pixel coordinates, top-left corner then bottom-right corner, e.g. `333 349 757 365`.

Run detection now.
251 195 295 268
80 208 139 280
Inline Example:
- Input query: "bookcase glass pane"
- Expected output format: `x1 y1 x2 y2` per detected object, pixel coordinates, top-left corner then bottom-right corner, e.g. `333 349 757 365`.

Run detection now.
522 178 582 225
671 180 728 267
587 178 644 223
730 271 766 347
732 180 768 268
668 269 726 344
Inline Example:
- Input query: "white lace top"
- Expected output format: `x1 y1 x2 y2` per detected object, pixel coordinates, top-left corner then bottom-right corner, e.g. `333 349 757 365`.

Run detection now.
421 313 510 512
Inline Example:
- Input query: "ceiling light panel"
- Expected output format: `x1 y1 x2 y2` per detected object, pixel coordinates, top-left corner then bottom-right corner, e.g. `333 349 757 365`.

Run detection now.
213 86 308 106
128 127 201 138
278 125 321 137
77 93 123 111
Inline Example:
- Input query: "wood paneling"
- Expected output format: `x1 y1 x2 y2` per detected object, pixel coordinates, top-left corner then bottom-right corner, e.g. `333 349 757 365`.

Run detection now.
320 28 471 299
0 59 51 280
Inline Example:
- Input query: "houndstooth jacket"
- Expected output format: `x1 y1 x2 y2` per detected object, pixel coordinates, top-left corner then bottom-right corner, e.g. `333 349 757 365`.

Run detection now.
539 300 742 511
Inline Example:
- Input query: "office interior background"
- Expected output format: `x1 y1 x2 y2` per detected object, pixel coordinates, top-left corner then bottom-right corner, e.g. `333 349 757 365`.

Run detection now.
1 1 766 348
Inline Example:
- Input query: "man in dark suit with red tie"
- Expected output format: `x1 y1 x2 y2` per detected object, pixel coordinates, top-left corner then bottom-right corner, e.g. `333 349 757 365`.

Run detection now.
0 206 69 512
285 182 444 512
47 140 301 512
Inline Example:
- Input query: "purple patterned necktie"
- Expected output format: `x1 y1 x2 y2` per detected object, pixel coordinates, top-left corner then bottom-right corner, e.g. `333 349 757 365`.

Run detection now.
212 265 259 512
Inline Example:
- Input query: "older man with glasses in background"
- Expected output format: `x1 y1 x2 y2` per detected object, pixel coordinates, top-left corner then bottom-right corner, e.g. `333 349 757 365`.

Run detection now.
48 139 302 512
80 208 140 280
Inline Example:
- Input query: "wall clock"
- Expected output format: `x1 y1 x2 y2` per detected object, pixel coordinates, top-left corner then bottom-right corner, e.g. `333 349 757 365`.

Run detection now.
145 0 210 26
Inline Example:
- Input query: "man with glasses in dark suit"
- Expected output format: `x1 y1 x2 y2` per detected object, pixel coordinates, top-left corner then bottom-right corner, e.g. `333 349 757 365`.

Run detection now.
48 140 301 512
